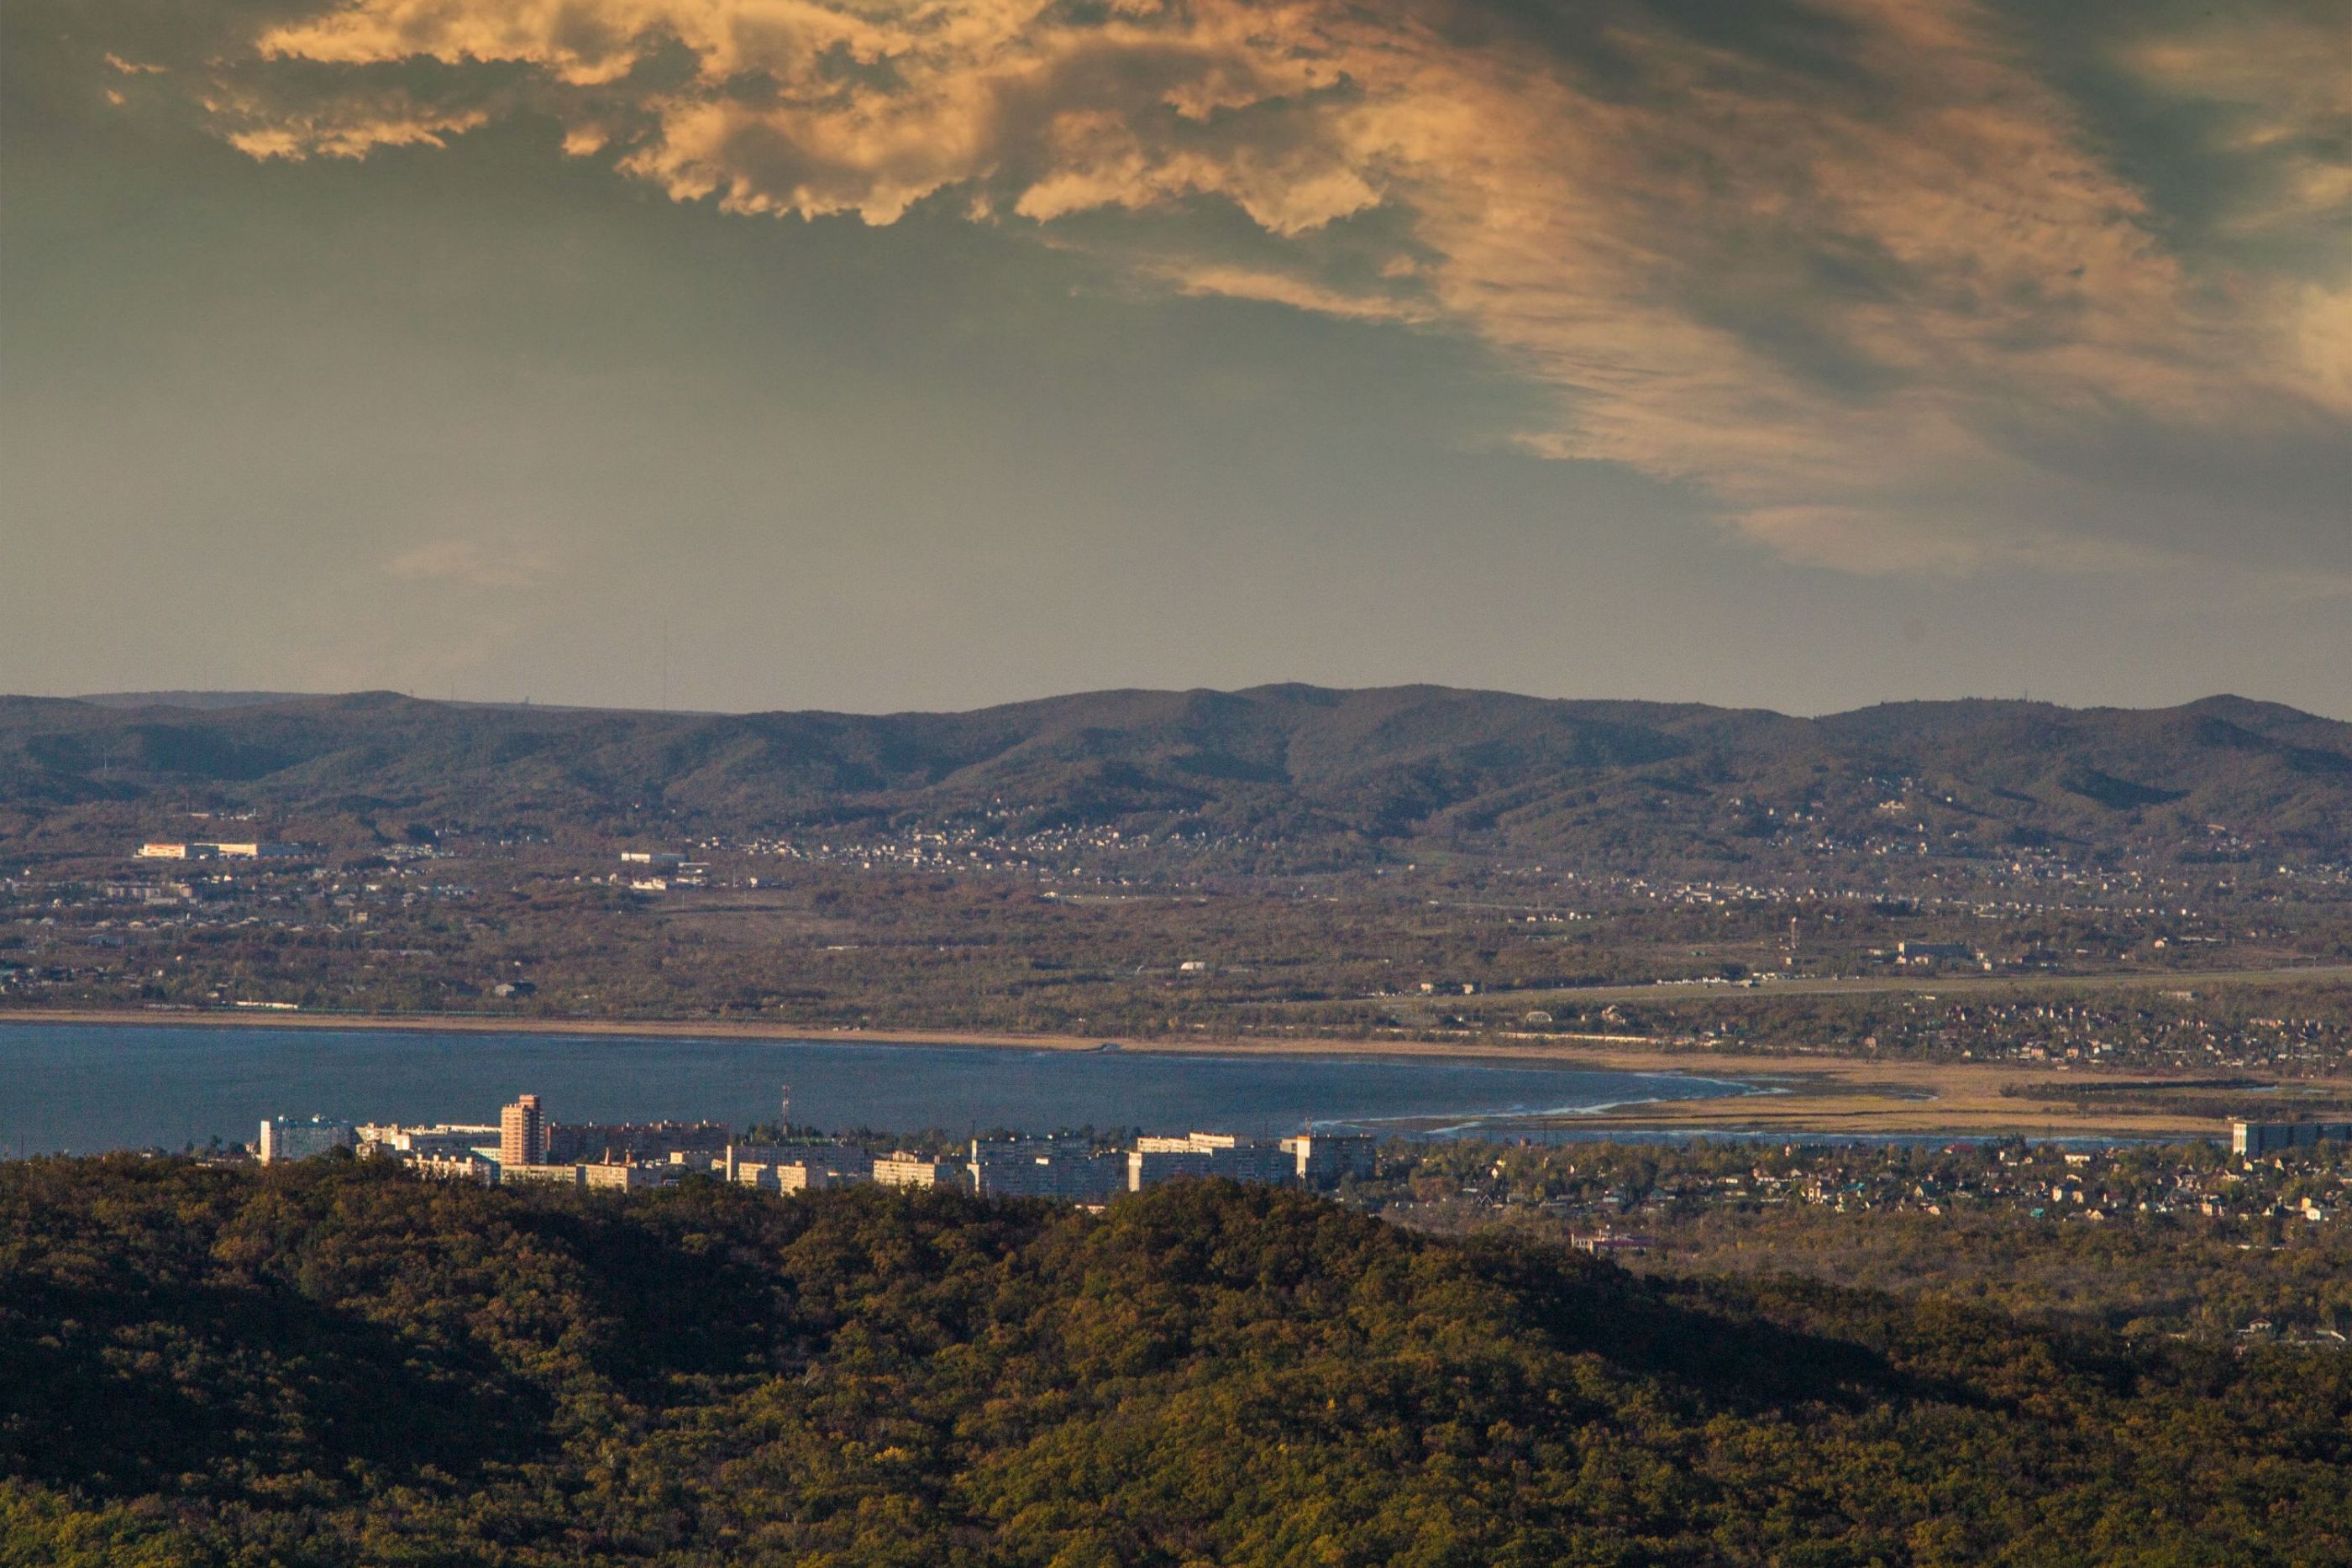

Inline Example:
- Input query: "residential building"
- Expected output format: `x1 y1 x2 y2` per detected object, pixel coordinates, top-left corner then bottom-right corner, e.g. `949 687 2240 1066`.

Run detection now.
874 1153 962 1190
359 1122 499 1160
501 1162 585 1189
583 1162 679 1191
139 841 299 860
1128 1132 1294 1191
2232 1120 2352 1156
733 1161 845 1193
257 1116 356 1164
1283 1131 1378 1186
969 1138 1125 1201
501 1094 547 1167
723 1142 869 1184
547 1120 729 1165
412 1152 496 1183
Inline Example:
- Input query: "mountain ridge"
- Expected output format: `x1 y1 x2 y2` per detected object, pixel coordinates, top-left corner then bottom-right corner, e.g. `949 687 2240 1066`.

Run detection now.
4 684 2348 865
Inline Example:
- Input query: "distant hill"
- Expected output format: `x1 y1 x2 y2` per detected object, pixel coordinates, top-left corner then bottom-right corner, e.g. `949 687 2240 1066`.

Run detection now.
72 690 323 711
3 685 2349 867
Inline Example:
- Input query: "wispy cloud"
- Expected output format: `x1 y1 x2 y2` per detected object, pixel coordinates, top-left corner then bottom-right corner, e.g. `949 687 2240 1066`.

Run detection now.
139 0 2352 579
384 537 558 590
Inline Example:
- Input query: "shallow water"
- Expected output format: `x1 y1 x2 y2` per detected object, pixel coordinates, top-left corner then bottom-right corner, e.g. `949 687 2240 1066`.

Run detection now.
0 1022 1756 1153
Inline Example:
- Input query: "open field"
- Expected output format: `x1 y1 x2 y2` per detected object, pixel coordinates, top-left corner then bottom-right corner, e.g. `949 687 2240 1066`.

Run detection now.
6 1004 2321 1140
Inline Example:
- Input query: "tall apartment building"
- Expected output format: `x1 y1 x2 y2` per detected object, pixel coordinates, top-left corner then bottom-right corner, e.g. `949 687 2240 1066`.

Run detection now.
2233 1120 2352 1156
257 1116 357 1164
545 1120 730 1165
1282 1132 1379 1186
1127 1132 1294 1191
969 1138 1126 1202
501 1094 546 1167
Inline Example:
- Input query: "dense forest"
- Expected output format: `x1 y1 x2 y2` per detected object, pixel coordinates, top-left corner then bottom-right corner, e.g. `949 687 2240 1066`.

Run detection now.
3 1158 2347 1565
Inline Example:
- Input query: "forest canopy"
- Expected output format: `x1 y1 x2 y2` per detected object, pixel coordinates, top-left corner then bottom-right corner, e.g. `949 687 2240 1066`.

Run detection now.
1 1157 2346 1566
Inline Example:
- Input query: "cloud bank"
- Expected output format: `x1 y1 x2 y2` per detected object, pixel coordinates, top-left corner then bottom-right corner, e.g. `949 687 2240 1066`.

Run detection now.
120 0 2352 577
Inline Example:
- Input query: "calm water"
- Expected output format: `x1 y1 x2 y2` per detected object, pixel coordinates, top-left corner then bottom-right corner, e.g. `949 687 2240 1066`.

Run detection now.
0 1023 1756 1154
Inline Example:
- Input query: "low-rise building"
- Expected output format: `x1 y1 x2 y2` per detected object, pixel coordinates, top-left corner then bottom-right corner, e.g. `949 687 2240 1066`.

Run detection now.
500 1162 586 1189
412 1152 496 1183
583 1162 679 1191
359 1122 500 1160
733 1160 848 1193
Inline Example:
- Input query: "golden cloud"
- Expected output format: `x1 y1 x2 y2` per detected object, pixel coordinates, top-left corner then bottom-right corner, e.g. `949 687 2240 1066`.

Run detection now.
182 0 2352 575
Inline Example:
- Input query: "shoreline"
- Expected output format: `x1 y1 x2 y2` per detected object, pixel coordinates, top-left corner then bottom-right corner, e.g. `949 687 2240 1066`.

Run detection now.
0 1004 2275 1140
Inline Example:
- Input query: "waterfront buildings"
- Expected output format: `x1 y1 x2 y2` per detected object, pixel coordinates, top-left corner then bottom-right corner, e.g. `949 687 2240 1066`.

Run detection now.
969 1138 1126 1201
1129 1132 1294 1191
1282 1132 1379 1186
546 1120 728 1164
358 1123 499 1159
328 1085 1379 1208
257 1116 357 1163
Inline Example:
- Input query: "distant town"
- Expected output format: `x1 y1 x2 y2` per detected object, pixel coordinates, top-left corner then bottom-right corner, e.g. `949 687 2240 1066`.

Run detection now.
253 1093 1379 1203
241 1093 2352 1246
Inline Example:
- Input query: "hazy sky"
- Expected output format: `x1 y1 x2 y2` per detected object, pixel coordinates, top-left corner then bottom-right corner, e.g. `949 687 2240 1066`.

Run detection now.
4 0 2347 716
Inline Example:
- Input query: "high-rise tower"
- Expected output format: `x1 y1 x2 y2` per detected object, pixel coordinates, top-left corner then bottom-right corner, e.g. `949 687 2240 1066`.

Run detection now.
501 1093 545 1167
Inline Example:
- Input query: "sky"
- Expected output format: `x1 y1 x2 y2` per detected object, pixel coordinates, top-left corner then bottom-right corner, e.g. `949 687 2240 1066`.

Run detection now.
3 0 2348 718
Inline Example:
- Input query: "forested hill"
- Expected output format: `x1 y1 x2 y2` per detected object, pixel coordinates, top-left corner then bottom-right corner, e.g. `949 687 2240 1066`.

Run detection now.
5 684 2350 865
2 1158 2346 1565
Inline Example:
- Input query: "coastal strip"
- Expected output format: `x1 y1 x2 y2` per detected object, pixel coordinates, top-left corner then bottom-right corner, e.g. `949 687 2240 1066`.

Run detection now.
0 1005 2304 1139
